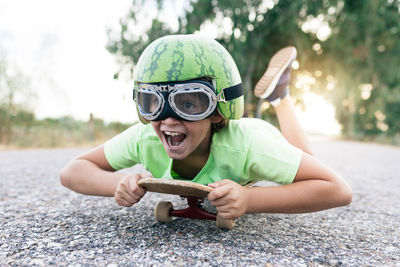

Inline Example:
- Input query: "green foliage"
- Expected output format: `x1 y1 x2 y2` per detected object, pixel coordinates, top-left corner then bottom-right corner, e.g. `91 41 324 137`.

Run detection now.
307 0 400 138
107 0 400 141
106 1 174 78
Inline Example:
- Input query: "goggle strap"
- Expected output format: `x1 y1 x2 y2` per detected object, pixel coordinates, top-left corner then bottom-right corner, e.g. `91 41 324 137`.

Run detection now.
221 83 244 102
134 82 243 101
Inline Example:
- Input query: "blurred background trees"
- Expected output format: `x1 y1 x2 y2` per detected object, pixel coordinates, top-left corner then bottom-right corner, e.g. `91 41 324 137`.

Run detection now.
0 57 129 147
0 58 35 144
107 0 400 143
1 0 399 148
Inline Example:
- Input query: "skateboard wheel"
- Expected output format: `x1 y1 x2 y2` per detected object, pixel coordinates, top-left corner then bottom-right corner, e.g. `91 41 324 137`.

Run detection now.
216 215 235 230
154 201 173 222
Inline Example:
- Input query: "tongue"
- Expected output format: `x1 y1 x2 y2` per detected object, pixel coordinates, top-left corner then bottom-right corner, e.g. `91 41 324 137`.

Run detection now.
170 134 186 146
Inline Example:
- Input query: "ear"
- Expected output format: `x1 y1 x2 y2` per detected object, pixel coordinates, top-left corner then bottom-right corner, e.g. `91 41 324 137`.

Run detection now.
211 113 224 123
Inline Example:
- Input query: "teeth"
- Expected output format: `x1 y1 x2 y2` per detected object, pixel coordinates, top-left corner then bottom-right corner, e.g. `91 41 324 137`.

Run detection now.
164 131 182 136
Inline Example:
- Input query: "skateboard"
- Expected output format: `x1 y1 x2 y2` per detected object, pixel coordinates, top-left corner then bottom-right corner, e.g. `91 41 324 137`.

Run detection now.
138 178 236 229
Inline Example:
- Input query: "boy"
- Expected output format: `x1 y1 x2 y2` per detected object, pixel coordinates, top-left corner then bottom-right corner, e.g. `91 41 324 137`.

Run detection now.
60 34 352 220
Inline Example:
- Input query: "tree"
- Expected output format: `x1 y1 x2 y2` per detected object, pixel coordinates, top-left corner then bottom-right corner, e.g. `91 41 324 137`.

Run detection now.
300 0 400 139
107 0 400 141
106 1 175 79
0 58 35 143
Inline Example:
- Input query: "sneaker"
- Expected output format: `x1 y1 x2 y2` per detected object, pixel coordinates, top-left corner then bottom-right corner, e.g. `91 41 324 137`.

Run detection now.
254 46 297 106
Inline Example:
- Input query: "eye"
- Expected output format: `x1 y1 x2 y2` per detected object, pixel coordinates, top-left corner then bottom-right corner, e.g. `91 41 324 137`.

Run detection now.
174 92 210 115
183 102 195 110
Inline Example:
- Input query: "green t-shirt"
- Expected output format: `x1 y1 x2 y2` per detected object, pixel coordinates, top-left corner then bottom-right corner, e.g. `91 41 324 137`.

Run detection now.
104 118 302 185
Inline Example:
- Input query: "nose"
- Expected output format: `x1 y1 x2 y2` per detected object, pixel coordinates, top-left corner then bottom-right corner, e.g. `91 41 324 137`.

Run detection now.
161 116 181 125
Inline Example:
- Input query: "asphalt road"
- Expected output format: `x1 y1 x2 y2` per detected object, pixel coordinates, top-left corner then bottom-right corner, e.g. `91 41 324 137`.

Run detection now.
1 140 399 266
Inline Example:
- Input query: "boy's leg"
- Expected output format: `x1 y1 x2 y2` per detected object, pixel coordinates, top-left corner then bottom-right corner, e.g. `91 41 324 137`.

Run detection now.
274 97 313 155
255 46 313 155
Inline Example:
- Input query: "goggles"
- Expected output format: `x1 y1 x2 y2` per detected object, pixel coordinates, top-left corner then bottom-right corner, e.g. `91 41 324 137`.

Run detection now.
134 80 243 122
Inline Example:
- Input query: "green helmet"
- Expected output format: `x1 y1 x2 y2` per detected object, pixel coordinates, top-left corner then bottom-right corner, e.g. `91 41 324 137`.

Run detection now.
133 34 244 123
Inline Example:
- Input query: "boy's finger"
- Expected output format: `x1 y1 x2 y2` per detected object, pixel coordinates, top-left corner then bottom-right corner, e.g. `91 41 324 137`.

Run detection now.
138 173 152 180
208 179 232 188
124 192 143 205
210 197 230 208
133 185 146 197
208 184 230 201
129 178 147 196
121 184 137 199
116 195 134 207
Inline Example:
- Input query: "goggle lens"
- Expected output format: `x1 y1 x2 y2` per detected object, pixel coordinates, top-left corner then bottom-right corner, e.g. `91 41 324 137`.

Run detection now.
137 91 161 114
173 92 211 115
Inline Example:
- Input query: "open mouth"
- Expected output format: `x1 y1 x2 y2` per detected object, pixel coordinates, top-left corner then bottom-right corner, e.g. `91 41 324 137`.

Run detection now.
163 131 187 148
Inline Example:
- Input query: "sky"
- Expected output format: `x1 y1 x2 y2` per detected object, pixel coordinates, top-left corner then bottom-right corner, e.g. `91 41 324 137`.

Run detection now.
0 0 341 134
0 0 135 122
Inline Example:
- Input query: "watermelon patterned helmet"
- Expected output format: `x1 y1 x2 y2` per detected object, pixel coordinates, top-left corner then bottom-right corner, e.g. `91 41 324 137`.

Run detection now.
133 34 244 123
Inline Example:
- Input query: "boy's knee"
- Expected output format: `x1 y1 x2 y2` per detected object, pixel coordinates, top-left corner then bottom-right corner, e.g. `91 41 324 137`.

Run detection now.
342 186 353 206
59 167 71 188
337 181 352 207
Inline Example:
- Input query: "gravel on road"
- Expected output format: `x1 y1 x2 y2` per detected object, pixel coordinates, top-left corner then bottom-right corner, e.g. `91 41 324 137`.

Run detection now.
1 141 399 266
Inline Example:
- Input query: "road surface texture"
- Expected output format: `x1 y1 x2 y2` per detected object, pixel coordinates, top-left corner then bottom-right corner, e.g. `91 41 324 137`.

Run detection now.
1 140 399 266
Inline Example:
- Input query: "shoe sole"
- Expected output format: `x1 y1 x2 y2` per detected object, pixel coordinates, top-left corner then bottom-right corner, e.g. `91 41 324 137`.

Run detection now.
254 46 297 99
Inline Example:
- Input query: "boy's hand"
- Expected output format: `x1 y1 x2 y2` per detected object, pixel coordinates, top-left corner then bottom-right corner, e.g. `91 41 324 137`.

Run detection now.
207 179 250 220
114 173 150 207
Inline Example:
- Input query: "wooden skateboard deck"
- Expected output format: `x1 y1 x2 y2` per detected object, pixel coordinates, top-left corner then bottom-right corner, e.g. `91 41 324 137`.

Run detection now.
138 178 212 197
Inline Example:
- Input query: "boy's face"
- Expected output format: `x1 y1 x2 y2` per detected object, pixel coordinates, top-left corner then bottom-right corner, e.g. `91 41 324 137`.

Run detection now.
150 115 222 160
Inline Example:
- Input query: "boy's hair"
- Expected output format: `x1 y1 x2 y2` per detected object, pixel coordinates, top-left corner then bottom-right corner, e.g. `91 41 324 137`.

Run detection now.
212 117 229 132
198 77 229 133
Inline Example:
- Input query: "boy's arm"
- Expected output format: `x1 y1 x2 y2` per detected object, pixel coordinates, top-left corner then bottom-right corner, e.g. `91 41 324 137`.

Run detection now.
60 145 148 205
60 144 122 196
208 152 352 219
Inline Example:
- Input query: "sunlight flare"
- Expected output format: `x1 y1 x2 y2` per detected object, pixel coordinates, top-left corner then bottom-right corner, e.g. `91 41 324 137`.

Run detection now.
297 92 341 135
